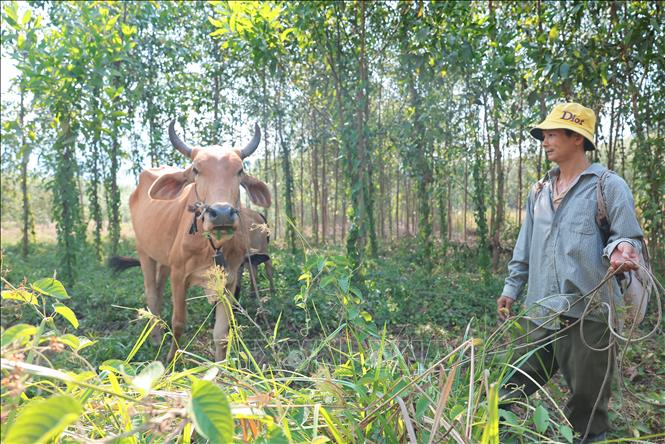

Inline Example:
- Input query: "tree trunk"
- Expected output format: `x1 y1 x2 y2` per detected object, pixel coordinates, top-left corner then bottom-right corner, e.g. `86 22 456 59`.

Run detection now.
311 140 319 244
19 84 31 257
447 179 453 241
277 81 297 253
321 131 327 244
607 93 616 170
484 100 495 238
300 130 304 228
346 0 370 270
408 67 432 264
404 179 408 235
463 159 468 243
395 170 400 237
272 140 280 239
517 89 524 227
54 113 84 285
88 87 103 260
491 113 504 271
380 159 386 239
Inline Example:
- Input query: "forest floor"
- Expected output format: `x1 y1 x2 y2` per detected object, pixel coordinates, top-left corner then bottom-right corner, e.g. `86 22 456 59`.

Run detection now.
1 235 663 441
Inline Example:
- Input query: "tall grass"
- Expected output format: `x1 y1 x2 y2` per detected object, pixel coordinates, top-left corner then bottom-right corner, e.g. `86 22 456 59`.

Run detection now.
1 249 604 444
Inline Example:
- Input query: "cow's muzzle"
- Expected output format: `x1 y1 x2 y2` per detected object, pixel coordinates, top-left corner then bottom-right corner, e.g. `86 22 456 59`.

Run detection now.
206 203 239 230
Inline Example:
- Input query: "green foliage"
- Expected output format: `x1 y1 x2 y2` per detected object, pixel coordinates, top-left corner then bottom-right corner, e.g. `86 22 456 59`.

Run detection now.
1 1 665 439
3 395 82 444
533 404 550 434
188 379 234 443
2 240 664 441
3 0 664 278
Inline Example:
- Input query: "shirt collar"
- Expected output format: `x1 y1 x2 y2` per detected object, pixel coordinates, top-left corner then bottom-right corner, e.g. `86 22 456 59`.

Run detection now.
547 162 606 181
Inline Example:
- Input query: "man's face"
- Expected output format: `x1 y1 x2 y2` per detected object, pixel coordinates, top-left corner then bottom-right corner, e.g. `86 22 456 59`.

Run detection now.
542 129 583 163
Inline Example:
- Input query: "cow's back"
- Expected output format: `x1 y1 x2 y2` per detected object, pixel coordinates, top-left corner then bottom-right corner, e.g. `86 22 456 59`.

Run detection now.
130 167 190 265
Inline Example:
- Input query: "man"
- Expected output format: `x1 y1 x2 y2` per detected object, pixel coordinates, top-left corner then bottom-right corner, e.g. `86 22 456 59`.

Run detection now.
497 103 643 443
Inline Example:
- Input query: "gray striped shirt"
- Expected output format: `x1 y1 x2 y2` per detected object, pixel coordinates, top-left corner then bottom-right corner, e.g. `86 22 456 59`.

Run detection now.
502 163 643 329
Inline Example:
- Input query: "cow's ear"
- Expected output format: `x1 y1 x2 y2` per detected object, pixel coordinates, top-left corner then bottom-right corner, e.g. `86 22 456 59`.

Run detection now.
149 166 195 200
241 174 271 208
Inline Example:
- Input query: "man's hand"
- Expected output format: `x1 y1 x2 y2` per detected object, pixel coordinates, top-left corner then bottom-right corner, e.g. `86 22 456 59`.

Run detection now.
496 296 514 321
609 242 640 272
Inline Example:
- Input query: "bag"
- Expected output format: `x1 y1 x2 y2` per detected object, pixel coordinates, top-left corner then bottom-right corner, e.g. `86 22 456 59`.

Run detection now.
532 169 653 324
596 170 653 325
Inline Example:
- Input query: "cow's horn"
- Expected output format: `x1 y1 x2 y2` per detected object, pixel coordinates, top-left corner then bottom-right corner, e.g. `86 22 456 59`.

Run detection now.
239 122 261 159
168 119 192 158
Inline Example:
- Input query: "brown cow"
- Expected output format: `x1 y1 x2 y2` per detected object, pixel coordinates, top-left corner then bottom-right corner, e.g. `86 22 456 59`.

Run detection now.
110 120 270 362
235 208 275 300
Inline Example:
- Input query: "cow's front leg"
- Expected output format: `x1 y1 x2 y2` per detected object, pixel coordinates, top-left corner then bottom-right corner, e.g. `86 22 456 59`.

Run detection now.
167 272 187 363
213 299 231 361
213 273 239 361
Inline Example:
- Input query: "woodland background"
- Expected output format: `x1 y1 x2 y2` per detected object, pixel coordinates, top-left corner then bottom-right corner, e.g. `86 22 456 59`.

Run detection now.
1 1 664 442
1 1 663 281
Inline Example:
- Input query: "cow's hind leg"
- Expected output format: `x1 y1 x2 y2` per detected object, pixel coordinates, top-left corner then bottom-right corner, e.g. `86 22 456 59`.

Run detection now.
265 259 275 296
137 253 164 344
234 264 244 300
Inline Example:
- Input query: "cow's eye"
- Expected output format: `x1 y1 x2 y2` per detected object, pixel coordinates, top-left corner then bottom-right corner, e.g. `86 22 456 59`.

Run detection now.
192 167 199 175
238 169 243 176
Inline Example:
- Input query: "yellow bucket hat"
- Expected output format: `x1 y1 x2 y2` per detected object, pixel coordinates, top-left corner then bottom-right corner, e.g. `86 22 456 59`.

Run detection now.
530 102 596 151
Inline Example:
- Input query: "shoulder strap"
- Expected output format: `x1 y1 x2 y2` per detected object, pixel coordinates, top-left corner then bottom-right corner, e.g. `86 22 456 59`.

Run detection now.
596 170 653 281
533 172 550 196
596 170 612 239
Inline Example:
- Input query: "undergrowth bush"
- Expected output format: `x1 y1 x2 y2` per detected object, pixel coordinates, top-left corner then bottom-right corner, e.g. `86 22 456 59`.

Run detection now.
1 248 603 444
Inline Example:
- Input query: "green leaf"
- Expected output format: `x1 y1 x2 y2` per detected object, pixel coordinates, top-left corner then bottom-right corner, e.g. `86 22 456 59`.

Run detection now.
2 289 37 304
132 361 165 393
261 428 290 444
559 62 570 79
53 303 78 329
533 404 549 434
31 278 69 299
337 276 349 294
559 424 574 443
21 8 31 25
210 28 227 37
208 16 225 28
4 395 82 444
1 324 37 348
121 24 136 36
3 3 18 24
188 379 234 444
481 383 500 444
499 408 519 425
57 334 80 350
100 359 136 377
319 275 336 288
76 336 96 351
105 14 119 31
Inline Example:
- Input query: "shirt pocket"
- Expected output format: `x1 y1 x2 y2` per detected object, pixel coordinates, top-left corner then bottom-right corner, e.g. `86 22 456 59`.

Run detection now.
565 197 596 235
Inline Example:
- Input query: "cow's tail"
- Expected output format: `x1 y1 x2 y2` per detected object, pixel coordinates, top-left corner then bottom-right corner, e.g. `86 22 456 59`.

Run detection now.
108 256 141 273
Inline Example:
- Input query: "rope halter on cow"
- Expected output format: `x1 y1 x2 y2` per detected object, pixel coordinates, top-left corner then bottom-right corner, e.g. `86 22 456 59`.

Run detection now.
187 190 228 268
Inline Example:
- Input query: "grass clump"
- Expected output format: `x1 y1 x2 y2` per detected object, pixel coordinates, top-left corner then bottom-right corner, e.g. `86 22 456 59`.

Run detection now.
1 241 663 442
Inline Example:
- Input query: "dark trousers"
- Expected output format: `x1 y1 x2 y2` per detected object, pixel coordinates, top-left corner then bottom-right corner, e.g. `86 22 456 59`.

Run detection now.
501 316 614 435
